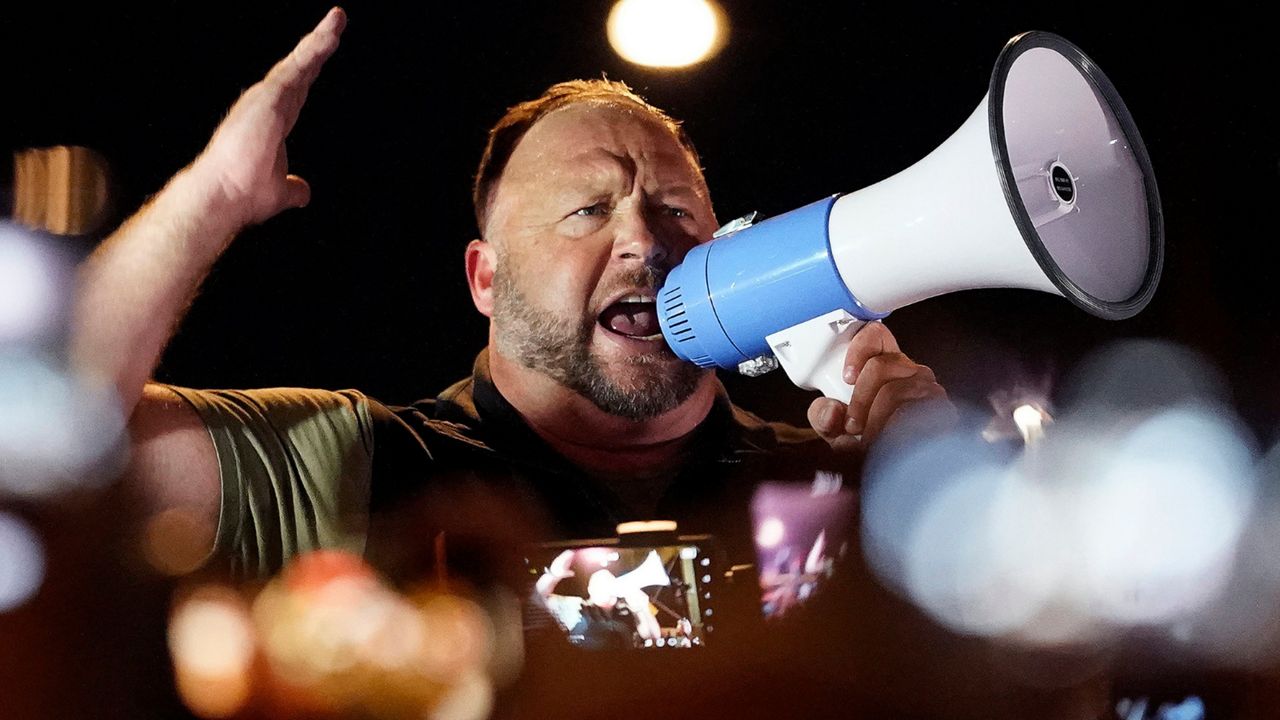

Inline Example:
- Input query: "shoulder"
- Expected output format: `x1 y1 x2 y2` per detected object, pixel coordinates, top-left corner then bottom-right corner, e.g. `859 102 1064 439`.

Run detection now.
361 384 505 517
164 385 378 457
167 384 373 429
367 394 493 456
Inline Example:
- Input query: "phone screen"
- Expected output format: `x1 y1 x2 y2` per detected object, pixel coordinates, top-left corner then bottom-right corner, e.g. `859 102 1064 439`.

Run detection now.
523 539 716 650
751 480 856 621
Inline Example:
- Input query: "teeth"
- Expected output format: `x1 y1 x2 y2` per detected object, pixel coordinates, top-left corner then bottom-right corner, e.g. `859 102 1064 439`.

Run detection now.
618 294 656 303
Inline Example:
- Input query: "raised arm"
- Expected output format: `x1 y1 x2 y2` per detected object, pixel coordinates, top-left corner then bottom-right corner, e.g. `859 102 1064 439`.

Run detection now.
72 7 347 416
536 550 578 600
70 9 348 551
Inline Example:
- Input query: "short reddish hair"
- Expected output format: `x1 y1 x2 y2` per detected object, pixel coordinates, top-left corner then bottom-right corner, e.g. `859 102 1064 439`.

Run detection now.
472 79 704 234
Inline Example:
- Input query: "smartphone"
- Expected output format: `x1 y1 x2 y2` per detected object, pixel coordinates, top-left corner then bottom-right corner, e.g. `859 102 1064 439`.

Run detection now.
522 533 719 650
750 479 856 621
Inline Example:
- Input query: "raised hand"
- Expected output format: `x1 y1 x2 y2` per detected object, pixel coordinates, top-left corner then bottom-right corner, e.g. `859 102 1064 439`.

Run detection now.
188 7 347 229
73 7 349 419
548 549 577 580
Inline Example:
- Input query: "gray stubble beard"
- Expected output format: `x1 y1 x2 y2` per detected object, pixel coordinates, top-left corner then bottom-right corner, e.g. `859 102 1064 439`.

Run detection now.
490 261 705 422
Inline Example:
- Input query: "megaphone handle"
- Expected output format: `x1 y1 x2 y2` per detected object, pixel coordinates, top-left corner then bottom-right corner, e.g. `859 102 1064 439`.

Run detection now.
765 309 864 404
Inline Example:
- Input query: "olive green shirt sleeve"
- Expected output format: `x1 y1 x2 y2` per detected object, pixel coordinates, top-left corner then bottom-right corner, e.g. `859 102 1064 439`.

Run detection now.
165 386 376 578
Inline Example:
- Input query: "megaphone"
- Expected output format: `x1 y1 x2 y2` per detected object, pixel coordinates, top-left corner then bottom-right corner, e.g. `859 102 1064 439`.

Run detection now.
657 31 1164 403
613 550 671 595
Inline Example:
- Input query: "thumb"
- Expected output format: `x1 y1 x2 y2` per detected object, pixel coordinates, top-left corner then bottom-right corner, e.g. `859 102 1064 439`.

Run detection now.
284 174 312 209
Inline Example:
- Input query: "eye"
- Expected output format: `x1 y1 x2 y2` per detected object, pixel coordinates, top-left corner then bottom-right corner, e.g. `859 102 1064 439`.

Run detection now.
573 203 610 217
662 205 690 218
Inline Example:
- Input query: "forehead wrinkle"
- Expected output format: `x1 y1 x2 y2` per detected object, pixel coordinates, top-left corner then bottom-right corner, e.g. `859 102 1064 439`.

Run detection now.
486 102 711 238
566 147 637 194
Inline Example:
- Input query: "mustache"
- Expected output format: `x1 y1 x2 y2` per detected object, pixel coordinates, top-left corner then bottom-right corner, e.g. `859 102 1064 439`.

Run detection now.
602 264 668 298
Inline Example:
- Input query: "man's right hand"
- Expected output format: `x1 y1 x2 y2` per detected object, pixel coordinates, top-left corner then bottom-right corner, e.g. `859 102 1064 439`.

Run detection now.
75 6 349 419
187 6 346 230
72 8 351 548
548 549 577 580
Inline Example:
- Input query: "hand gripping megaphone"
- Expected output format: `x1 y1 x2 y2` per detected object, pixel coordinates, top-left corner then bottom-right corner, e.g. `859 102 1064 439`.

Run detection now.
657 31 1164 403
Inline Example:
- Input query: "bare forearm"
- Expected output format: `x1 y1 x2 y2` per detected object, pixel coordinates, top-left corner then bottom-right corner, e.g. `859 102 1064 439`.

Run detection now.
536 572 564 599
73 166 242 416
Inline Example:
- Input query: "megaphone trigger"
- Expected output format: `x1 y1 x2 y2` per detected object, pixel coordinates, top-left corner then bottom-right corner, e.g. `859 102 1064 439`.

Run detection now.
765 309 866 404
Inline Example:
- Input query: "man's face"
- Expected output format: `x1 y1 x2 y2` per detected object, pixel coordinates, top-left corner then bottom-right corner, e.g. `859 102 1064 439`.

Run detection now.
482 102 718 420
587 569 620 609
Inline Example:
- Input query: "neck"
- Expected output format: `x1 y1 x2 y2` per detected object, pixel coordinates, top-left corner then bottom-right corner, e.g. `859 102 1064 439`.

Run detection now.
488 348 717 477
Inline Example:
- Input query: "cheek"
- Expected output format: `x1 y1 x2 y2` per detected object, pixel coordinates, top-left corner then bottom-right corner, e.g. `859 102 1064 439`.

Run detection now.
525 253 603 315
666 224 708 263
506 228 614 312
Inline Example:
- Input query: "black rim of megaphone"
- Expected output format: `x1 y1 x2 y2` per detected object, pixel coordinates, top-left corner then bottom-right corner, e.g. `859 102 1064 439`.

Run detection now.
988 31 1165 321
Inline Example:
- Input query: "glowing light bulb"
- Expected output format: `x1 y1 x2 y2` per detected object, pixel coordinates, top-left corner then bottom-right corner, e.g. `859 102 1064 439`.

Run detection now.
1013 403 1051 446
607 0 725 68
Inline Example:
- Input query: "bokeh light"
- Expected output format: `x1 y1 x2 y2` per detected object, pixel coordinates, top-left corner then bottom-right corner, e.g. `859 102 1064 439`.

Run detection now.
0 222 125 499
0 350 125 498
863 340 1264 662
607 0 725 68
0 511 45 613
1073 408 1256 624
168 586 256 718
142 508 215 576
0 224 61 344
244 549 497 716
755 517 785 548
904 467 1063 636
429 671 494 720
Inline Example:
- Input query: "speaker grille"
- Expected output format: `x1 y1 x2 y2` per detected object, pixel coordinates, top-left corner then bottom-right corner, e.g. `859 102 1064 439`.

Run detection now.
660 285 713 367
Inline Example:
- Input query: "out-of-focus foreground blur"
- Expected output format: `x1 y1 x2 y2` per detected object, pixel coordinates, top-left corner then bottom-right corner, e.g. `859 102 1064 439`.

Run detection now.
3 3 1278 718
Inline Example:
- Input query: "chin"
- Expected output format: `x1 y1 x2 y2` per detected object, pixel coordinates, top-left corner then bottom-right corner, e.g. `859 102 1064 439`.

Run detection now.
606 354 708 416
596 335 686 379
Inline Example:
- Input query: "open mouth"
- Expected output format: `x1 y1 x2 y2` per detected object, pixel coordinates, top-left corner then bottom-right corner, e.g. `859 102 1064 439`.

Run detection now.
598 294 662 340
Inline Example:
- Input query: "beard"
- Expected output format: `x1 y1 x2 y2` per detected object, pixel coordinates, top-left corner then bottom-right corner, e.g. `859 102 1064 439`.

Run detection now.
490 260 704 422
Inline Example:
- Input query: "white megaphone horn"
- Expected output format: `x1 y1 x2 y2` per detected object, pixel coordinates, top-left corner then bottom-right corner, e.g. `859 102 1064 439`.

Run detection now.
614 550 671 595
657 31 1164 403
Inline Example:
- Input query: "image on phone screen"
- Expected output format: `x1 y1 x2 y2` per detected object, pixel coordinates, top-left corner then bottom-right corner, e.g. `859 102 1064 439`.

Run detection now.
524 541 715 650
751 479 856 620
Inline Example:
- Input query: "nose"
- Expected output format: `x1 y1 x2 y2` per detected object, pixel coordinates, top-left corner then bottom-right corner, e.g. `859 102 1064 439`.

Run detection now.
613 207 672 267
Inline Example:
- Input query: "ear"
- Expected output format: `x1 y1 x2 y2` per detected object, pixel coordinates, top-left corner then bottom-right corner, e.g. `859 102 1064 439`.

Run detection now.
465 239 497 317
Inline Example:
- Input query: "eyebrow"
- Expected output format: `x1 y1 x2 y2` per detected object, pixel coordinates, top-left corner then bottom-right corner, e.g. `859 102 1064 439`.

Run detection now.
657 183 701 198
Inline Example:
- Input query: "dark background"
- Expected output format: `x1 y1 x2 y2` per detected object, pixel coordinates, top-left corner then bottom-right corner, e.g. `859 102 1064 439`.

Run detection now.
1 3 1277 717
2 0 1276 435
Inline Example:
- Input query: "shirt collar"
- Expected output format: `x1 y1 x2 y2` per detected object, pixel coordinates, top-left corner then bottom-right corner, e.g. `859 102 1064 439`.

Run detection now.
435 348 747 472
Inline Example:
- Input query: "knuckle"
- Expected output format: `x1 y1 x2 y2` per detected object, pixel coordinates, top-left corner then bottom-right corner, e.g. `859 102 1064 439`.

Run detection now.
861 353 913 380
863 321 889 338
881 377 932 404
860 354 888 377
914 362 937 382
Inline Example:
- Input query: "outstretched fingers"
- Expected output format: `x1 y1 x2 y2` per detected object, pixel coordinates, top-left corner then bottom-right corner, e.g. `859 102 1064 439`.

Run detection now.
264 8 347 115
